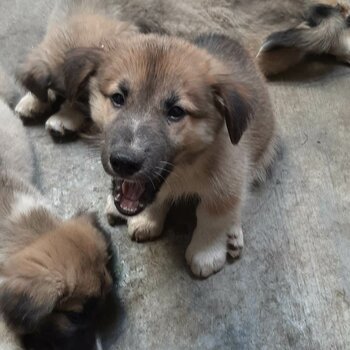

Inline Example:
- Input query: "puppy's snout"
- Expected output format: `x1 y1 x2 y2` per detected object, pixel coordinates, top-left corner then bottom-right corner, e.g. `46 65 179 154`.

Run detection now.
110 152 144 178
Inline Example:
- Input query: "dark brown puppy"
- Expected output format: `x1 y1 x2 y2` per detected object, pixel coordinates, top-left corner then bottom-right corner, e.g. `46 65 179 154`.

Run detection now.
63 33 278 278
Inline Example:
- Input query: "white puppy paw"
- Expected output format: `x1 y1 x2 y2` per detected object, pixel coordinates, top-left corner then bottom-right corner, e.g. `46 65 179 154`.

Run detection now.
128 213 164 242
185 239 227 278
15 92 52 121
45 107 85 138
227 225 244 259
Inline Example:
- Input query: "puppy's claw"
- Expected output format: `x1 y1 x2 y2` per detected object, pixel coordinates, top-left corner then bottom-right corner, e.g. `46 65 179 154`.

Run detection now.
128 214 164 242
227 227 244 259
131 228 159 242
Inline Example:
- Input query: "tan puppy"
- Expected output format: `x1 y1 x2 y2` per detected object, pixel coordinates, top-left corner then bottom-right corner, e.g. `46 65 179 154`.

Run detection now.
0 74 112 348
15 0 138 139
63 33 278 278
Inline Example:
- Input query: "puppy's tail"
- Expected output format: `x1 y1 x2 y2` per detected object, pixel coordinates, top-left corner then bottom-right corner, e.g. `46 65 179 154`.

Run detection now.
0 66 22 109
257 3 349 76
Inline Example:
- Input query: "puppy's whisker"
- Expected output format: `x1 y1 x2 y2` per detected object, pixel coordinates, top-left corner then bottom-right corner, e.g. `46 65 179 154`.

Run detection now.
153 170 173 192
155 166 172 175
153 169 182 194
159 160 175 168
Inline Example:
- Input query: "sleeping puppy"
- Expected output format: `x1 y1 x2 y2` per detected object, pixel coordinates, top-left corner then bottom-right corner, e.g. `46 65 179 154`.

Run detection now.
257 1 350 76
15 0 138 139
0 74 112 348
63 33 278 278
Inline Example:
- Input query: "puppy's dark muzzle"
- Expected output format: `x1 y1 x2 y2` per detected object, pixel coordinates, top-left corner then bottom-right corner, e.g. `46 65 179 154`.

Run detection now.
109 153 144 178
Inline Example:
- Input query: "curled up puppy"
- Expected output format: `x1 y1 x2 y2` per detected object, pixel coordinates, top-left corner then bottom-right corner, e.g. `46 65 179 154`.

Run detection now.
63 33 279 278
15 0 138 139
257 1 350 76
0 71 113 349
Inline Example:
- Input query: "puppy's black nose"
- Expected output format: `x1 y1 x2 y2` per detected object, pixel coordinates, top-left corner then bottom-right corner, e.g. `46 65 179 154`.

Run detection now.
110 153 143 177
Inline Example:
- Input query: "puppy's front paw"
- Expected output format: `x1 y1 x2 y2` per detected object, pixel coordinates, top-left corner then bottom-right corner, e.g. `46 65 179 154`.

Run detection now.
227 226 244 259
185 240 226 278
45 113 80 140
15 92 51 122
128 214 164 242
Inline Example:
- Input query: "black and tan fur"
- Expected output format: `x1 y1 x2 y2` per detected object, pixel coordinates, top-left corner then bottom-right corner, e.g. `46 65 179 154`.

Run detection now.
15 0 139 139
257 1 350 76
17 0 342 136
62 33 278 278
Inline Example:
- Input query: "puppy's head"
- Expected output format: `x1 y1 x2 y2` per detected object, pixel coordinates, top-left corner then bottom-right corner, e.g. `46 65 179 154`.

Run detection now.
0 213 112 339
64 35 253 216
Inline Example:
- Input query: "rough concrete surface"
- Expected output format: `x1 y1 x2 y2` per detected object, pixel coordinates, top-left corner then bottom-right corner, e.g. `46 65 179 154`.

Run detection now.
0 1 349 350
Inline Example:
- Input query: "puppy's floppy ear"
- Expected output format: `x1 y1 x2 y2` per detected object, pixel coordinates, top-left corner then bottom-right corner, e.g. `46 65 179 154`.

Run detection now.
212 76 254 145
18 56 51 102
64 47 102 101
0 253 64 333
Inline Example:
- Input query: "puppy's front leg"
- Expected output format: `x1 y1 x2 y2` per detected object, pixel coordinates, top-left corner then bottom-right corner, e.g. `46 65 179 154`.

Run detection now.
15 91 57 122
185 199 244 278
45 102 86 138
128 199 171 242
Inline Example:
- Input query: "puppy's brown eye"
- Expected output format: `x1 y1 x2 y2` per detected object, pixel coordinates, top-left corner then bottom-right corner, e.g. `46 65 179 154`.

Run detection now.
167 106 186 122
111 93 125 108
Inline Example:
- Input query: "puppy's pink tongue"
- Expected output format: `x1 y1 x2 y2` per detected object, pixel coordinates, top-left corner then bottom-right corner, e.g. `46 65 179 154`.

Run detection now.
121 181 145 201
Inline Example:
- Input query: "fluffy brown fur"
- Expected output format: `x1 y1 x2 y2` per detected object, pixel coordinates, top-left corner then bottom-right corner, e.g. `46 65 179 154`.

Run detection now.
63 33 278 277
0 73 112 348
257 1 350 76
15 0 139 139
16 0 335 138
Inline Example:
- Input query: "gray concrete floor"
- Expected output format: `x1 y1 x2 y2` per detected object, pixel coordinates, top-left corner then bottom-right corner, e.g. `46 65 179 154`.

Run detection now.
0 1 349 349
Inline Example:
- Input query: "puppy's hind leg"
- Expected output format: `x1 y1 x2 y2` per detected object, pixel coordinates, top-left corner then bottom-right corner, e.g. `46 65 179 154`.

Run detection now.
45 102 87 140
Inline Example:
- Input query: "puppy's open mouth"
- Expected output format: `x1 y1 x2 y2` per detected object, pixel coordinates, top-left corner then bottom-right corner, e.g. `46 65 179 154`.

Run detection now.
112 164 172 217
114 180 146 216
